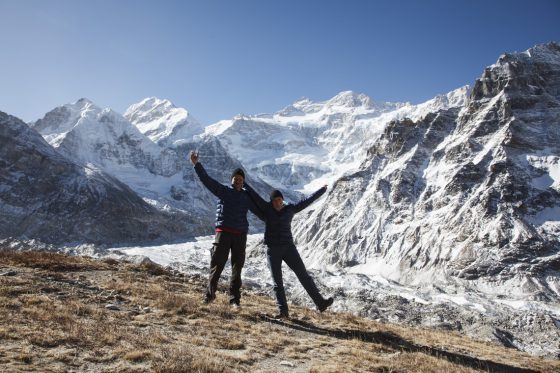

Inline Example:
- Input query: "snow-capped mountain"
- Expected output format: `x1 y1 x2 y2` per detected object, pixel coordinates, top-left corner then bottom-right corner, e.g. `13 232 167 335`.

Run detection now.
31 99 270 235
31 98 176 176
291 42 560 303
201 87 470 194
124 97 205 147
0 111 192 244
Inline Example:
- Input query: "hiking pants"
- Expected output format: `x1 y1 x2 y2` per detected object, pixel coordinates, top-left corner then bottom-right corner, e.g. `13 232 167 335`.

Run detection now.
206 231 247 304
266 244 323 314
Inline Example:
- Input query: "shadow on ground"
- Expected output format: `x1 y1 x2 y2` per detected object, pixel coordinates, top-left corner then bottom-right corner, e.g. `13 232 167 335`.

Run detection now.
256 315 540 373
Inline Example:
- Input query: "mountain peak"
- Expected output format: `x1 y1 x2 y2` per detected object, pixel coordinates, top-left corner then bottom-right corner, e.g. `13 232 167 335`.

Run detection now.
473 42 560 101
131 97 176 112
490 42 560 72
31 98 103 136
75 97 93 105
124 97 204 146
326 91 374 109
69 97 99 112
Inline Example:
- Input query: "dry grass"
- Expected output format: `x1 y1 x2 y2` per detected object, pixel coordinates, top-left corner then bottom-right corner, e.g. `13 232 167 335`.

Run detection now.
0 248 558 373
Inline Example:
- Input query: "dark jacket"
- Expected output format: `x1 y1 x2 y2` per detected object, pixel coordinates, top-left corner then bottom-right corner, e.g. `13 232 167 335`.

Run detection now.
194 162 259 234
246 185 327 246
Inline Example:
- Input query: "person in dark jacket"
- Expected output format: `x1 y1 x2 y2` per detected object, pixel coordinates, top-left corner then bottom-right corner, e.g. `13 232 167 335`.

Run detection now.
245 184 333 318
190 150 260 307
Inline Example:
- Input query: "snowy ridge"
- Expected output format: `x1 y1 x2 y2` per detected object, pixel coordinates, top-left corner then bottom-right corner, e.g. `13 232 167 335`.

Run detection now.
202 86 470 194
32 98 162 167
124 97 205 147
32 98 93 146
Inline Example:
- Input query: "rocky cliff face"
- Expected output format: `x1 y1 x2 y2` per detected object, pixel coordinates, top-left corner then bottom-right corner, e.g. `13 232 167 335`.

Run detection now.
293 43 560 302
1 111 193 244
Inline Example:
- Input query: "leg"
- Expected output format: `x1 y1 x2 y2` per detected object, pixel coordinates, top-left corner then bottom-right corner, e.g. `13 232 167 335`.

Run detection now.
229 233 247 305
283 244 324 307
206 232 232 301
267 246 289 315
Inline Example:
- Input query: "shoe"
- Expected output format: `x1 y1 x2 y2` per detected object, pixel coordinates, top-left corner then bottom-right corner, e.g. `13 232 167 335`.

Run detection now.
272 311 289 319
202 295 215 304
231 302 241 310
318 297 334 313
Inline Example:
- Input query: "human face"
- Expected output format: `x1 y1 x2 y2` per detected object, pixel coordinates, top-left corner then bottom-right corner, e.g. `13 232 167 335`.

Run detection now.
232 175 244 191
272 197 284 211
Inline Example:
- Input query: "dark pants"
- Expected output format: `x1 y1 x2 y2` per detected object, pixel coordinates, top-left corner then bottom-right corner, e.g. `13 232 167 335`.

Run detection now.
206 231 247 304
266 244 323 314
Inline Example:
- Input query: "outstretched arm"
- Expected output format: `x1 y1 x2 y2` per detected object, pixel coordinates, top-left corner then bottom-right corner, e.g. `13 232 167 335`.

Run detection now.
293 185 327 213
244 183 268 221
191 151 227 199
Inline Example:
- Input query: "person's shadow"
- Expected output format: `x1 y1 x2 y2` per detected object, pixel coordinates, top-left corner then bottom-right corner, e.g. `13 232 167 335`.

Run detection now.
258 315 541 373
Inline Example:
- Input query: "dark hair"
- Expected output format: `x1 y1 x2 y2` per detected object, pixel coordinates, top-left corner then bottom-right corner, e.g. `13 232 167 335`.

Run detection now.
269 189 284 201
231 168 245 180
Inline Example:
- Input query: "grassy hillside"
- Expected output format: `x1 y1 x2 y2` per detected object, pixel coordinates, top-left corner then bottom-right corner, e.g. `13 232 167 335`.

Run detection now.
0 250 557 372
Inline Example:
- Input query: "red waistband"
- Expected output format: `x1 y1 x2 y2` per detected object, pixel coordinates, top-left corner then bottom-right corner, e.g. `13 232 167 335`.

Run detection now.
216 227 244 235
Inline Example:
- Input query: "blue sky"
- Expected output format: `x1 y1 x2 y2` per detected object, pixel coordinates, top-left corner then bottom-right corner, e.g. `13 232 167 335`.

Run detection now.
1 0 559 124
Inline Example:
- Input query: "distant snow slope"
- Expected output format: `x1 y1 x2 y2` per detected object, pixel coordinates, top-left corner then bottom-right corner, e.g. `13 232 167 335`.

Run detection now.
202 87 470 194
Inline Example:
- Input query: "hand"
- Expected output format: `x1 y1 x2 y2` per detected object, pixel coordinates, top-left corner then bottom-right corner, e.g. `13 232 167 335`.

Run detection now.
323 184 328 190
190 150 199 165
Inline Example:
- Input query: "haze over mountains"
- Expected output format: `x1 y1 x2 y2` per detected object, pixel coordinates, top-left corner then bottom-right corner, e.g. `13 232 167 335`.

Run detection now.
1 42 559 357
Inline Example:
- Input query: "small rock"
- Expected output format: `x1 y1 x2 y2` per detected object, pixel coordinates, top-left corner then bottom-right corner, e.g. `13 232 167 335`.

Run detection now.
550 316 560 329
279 361 295 367
142 307 151 313
0 271 17 276
436 322 456 331
105 304 120 311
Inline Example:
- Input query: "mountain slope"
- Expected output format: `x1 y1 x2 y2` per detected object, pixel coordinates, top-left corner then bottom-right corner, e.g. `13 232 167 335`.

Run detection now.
201 87 470 194
0 111 192 244
292 43 560 301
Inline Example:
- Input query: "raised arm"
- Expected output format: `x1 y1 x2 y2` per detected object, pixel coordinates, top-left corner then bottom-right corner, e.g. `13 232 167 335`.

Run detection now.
191 151 227 199
293 185 327 213
244 183 268 221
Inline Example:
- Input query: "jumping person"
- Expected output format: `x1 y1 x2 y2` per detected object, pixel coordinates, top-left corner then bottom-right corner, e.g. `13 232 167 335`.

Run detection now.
245 184 333 318
190 151 260 307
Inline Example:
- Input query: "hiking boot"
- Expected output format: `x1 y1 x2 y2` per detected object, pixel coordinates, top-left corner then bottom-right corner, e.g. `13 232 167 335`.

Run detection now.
318 297 334 313
231 302 241 310
272 311 289 320
202 295 215 304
